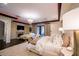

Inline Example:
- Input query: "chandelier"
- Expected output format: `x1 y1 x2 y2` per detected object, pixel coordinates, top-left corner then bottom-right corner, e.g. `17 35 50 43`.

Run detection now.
27 18 34 24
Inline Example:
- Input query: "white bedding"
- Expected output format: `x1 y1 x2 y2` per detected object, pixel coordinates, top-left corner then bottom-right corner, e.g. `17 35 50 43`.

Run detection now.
19 33 40 40
35 33 63 55
26 32 73 56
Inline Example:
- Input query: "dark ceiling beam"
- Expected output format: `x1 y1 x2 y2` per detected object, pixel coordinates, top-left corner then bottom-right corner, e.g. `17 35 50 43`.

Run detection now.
32 19 58 24
0 13 17 19
13 20 29 25
58 3 62 21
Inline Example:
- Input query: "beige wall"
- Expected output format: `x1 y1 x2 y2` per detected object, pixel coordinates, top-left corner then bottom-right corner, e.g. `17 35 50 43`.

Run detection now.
64 30 74 48
64 30 75 55
32 24 36 33
24 24 29 33
45 23 51 36
74 31 79 55
11 22 17 39
50 22 61 35
61 3 72 16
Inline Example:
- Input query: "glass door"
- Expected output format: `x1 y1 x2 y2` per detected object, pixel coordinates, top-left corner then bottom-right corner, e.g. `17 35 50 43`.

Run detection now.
36 25 45 36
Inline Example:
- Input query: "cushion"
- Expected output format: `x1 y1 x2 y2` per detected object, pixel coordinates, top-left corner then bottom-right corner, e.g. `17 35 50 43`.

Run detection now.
30 38 39 45
62 34 70 47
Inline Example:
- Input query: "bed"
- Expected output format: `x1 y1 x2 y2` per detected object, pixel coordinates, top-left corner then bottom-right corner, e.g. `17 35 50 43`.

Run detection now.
20 32 74 56
27 33 63 56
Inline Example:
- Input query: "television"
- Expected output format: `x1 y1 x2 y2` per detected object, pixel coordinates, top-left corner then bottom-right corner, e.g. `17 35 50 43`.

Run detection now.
17 25 24 30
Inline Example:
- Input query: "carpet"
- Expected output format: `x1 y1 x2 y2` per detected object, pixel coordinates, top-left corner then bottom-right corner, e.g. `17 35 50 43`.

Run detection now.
0 42 38 56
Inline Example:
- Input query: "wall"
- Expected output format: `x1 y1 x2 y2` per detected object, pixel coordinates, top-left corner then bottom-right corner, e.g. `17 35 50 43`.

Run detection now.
32 21 61 36
11 22 17 39
24 24 29 34
61 3 72 16
64 30 74 48
11 21 30 39
64 30 75 55
32 24 36 33
74 31 79 55
0 15 11 43
63 7 79 30
45 23 51 36
61 3 79 20
50 22 61 35
61 3 75 16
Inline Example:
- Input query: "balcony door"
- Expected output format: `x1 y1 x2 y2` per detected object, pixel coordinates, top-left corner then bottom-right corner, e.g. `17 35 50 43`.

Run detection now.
36 25 45 36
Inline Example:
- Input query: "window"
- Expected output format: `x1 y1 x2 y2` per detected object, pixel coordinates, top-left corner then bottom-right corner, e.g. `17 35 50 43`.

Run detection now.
36 25 45 36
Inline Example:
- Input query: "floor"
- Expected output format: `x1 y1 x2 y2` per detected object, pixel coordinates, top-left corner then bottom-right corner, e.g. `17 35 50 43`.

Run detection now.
0 42 38 56
0 39 25 50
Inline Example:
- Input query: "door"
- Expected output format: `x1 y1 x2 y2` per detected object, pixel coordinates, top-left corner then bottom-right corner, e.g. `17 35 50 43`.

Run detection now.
0 21 5 50
75 31 79 56
0 21 5 40
36 25 45 36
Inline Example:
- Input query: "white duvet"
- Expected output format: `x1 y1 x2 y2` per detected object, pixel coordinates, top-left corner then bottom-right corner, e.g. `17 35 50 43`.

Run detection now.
20 33 36 39
35 33 63 55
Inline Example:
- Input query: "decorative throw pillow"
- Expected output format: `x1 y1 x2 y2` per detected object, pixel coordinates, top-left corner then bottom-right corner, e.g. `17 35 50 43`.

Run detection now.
62 34 70 47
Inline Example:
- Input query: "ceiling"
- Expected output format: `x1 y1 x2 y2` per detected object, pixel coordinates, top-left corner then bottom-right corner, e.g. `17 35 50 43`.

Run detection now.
0 3 58 23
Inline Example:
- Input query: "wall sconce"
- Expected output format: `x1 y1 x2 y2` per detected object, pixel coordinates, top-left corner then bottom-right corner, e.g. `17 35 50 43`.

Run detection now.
59 27 64 33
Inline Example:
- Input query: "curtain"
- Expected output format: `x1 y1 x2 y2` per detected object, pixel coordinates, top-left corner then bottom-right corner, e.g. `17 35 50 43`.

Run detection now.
45 23 50 36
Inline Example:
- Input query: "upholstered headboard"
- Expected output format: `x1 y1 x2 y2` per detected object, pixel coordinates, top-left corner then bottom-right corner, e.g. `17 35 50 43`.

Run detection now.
62 34 70 47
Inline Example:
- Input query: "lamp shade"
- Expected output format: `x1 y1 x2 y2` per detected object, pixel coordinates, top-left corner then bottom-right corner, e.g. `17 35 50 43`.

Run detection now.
63 7 79 30
59 27 64 33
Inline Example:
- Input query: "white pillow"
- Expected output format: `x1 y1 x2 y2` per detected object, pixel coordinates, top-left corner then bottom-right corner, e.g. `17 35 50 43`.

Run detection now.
67 47 73 51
